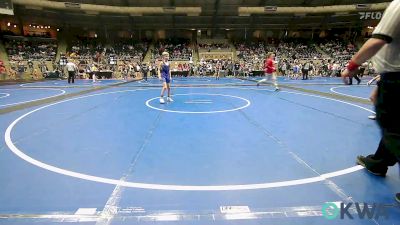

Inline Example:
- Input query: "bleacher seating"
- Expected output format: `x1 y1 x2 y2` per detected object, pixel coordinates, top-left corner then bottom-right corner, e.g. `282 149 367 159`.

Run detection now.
152 38 192 61
4 37 57 61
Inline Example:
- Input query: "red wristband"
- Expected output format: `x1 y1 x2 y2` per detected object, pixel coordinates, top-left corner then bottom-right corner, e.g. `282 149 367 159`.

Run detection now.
347 60 360 71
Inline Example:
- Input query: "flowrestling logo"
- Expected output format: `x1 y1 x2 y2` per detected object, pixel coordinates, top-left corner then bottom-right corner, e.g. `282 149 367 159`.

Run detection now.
359 12 383 20
322 202 398 220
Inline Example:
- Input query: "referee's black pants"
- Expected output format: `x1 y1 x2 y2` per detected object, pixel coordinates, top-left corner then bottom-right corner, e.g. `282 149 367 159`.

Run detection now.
143 71 148 81
68 71 75 83
349 75 361 85
365 72 400 173
302 70 309 80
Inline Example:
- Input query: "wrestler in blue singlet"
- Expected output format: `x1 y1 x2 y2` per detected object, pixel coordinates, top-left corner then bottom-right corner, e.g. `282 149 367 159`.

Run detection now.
161 62 171 84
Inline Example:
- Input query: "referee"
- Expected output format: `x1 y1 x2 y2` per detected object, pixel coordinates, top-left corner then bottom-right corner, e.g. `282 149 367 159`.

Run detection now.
66 60 78 84
341 0 400 202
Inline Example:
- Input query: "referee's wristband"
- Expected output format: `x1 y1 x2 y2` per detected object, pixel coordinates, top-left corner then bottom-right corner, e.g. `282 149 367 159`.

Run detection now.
347 60 360 72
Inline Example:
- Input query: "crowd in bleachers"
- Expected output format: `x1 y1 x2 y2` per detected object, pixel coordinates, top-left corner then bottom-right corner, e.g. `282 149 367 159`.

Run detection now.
0 34 375 80
106 41 148 62
1 37 57 79
196 58 229 76
68 38 105 61
4 39 57 61
276 41 323 59
234 41 268 72
0 60 6 75
198 43 230 51
233 40 327 74
65 38 149 79
231 39 373 79
319 39 357 61
152 38 192 61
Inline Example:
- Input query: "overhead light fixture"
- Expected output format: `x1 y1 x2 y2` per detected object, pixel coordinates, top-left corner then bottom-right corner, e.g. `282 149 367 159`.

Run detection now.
264 6 277 12
7 22 10 26
163 7 176 13
356 4 371 10
57 28 60 31
65 2 81 9
13 25 16 28
334 12 349 15
225 28 230 31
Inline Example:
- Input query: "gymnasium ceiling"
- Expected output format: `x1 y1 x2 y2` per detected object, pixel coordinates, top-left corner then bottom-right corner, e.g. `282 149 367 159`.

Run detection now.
5 0 391 30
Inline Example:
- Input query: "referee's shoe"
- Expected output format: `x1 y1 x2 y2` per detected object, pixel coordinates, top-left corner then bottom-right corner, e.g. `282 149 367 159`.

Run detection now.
356 155 388 177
